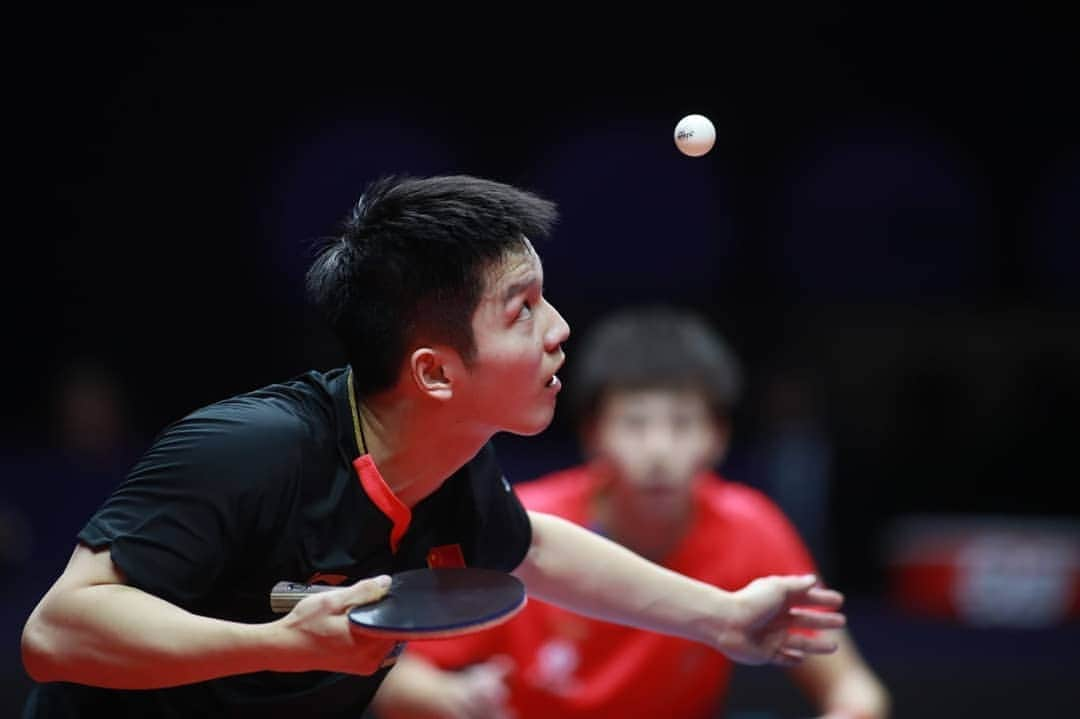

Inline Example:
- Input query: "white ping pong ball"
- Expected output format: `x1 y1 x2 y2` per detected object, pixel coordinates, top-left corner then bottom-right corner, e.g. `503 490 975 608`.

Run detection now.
674 114 716 157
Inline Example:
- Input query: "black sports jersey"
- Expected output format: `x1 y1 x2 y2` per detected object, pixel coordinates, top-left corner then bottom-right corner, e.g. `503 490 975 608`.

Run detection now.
23 366 532 718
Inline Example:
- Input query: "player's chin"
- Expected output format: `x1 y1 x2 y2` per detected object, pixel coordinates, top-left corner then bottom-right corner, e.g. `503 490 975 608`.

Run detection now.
505 406 556 436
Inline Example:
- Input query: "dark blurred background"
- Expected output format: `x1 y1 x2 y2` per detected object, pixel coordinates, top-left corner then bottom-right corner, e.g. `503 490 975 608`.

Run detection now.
4 7 1078 716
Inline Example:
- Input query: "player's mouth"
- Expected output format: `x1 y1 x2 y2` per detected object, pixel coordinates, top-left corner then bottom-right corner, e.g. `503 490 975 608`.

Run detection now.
545 356 565 392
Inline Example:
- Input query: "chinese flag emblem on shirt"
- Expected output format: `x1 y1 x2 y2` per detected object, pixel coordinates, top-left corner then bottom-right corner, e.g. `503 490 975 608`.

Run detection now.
427 544 466 568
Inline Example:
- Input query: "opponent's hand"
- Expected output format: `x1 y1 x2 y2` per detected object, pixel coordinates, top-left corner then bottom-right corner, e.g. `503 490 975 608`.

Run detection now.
718 574 845 666
373 653 516 719
434 655 517 719
272 574 401 675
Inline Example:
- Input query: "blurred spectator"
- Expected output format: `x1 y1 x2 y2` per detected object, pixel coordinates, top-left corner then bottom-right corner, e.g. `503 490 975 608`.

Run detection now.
2 359 143 573
52 360 137 464
2 359 146 710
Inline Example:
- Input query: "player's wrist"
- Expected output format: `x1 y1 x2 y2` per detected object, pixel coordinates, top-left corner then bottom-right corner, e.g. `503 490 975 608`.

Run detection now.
691 586 740 651
255 618 306 673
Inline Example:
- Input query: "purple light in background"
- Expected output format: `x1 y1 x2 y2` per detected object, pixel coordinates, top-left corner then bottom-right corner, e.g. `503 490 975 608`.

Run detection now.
1028 146 1079 301
771 119 991 300
258 116 463 300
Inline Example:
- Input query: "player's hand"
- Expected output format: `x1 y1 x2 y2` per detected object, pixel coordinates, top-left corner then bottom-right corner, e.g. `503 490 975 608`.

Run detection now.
718 574 845 666
436 655 517 719
272 574 401 675
815 711 882 719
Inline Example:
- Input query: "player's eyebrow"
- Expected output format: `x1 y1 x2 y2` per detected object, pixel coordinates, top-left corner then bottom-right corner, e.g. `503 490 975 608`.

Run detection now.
502 274 540 304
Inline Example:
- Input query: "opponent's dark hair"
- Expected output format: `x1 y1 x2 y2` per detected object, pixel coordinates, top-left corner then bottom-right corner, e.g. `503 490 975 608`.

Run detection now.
566 305 743 429
305 174 558 395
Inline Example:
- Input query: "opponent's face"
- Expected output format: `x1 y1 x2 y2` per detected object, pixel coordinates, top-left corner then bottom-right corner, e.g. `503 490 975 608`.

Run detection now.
460 240 570 436
588 389 725 520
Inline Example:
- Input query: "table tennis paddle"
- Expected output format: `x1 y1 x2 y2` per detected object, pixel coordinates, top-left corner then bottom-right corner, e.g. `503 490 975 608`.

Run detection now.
270 567 527 640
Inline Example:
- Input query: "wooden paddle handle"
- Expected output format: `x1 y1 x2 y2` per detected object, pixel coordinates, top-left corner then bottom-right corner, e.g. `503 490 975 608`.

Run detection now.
270 581 339 614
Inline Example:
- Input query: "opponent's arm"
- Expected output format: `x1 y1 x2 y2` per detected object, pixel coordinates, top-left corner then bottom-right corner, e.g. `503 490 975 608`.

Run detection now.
788 630 892 718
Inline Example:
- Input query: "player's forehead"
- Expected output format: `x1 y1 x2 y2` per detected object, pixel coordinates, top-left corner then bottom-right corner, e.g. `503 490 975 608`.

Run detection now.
601 386 712 415
480 238 543 299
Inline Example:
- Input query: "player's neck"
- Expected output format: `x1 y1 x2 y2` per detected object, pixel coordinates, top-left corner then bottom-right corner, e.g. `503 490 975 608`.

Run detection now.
357 392 492 508
593 489 693 563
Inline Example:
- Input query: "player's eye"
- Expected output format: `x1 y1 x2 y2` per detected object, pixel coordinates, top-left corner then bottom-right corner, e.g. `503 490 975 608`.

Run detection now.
517 301 533 321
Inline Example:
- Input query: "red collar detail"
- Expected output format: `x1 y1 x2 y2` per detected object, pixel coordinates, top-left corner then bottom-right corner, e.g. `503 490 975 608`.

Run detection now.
352 454 412 553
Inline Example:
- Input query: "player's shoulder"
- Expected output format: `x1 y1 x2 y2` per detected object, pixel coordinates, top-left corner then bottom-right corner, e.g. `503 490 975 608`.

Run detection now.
157 369 339 458
206 368 334 418
699 474 791 524
512 465 595 513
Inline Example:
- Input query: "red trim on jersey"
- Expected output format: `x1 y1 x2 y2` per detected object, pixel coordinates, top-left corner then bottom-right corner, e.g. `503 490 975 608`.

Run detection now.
306 572 349 586
353 454 411 553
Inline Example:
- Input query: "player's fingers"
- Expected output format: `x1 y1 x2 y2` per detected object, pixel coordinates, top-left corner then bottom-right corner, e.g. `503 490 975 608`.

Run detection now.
461 705 516 719
340 634 401 675
474 701 516 719
458 684 514 719
784 632 839 656
803 586 844 609
484 654 517 679
789 607 847 630
457 658 516 716
772 573 819 596
338 574 392 609
464 666 511 704
772 648 805 666
378 641 406 668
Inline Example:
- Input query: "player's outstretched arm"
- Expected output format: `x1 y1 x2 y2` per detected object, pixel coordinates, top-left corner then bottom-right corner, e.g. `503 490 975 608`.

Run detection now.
514 511 845 666
21 544 399 688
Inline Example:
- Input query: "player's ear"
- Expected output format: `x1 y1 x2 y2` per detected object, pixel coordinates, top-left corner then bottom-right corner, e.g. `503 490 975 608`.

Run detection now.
578 416 601 458
708 416 732 465
408 346 459 401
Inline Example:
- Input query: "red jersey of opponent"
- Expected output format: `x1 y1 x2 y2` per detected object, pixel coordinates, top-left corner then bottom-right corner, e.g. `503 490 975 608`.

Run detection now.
407 466 819 719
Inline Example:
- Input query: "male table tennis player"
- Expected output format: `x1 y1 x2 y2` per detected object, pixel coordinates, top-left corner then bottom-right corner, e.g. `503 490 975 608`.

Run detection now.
21 175 845 718
374 305 890 719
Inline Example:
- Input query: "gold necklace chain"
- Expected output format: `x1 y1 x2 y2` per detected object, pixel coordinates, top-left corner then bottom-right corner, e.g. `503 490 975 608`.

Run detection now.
347 368 369 456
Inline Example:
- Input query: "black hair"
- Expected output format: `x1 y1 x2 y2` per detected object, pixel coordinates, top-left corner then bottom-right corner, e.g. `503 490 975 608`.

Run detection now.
305 174 558 396
565 304 743 429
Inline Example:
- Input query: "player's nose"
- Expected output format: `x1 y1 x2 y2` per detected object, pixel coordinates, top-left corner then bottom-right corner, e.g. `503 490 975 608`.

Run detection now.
640 425 677 461
544 300 571 351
